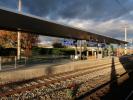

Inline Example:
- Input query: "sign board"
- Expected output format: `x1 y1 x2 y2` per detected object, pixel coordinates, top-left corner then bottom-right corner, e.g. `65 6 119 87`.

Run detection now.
62 39 74 46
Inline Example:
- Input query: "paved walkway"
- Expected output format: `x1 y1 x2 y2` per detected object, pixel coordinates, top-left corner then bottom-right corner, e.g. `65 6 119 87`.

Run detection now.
0 57 117 84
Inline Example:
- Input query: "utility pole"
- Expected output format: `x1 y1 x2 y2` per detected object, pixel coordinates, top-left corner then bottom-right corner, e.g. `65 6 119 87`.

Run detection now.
17 0 22 59
124 26 127 55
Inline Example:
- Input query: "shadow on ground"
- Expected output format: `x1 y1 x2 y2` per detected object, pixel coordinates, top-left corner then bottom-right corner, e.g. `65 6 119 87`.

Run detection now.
100 55 133 100
77 55 133 100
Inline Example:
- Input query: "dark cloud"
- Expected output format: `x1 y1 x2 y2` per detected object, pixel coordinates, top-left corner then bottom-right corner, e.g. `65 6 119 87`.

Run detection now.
0 0 133 40
0 0 17 10
0 0 133 21
22 0 133 21
22 0 61 17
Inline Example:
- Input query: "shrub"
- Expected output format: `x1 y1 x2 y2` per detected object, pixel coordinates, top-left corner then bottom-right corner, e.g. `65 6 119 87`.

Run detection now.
0 47 17 56
32 47 75 55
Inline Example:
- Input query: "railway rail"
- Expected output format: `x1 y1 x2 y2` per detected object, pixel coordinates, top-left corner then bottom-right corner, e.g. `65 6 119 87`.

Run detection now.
77 71 131 100
0 57 132 99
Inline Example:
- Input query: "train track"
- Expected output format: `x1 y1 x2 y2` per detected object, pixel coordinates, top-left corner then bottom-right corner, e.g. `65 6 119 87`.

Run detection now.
0 58 131 99
77 59 133 100
78 71 131 100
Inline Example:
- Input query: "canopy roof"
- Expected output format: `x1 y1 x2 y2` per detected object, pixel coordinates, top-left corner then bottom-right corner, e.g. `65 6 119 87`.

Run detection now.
0 8 127 44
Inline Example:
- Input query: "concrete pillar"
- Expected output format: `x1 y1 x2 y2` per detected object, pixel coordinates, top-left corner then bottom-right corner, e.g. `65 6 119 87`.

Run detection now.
75 46 78 56
108 44 111 57
17 31 21 60
15 56 17 69
101 48 104 58
124 46 127 55
97 43 99 59
117 44 121 57
87 51 89 58
74 40 78 60
0 56 2 70
75 40 78 56
94 51 97 59
91 49 93 59
79 40 82 60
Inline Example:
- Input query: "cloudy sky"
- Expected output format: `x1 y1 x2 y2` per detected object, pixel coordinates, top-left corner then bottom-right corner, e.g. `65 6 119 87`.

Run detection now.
0 0 133 42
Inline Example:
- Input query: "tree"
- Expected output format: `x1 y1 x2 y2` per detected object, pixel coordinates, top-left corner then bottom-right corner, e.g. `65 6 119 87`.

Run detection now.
0 30 39 57
0 30 17 48
21 32 39 57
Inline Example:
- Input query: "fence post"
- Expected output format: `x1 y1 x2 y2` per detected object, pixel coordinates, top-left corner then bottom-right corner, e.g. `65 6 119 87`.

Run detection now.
15 56 17 69
0 56 1 70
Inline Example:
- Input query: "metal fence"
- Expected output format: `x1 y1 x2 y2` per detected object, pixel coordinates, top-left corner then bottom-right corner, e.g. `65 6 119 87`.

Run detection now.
0 56 17 71
0 55 72 71
0 56 28 71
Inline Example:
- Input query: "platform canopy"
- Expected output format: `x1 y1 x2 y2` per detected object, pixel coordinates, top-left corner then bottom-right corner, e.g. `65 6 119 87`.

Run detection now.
0 8 127 44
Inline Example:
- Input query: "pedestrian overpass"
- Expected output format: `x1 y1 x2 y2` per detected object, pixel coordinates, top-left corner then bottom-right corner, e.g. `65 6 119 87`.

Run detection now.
0 8 127 44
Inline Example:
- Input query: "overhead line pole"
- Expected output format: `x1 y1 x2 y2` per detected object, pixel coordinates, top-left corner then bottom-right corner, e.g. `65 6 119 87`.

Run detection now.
17 0 22 60
124 26 127 55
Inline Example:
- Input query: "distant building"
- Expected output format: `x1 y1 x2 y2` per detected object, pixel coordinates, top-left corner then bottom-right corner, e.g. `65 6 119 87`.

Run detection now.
37 42 53 48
